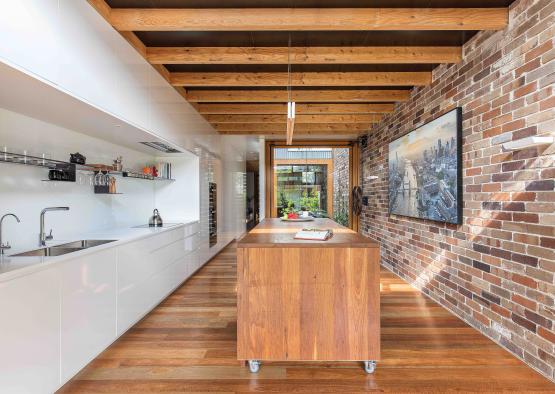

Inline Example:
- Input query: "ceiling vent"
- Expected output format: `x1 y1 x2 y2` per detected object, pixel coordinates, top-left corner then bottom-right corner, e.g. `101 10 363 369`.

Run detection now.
139 141 182 153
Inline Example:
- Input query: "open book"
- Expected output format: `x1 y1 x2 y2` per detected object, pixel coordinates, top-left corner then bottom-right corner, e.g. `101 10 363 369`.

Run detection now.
294 228 333 241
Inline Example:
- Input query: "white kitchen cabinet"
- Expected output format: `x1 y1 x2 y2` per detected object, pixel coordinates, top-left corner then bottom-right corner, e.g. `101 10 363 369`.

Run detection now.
0 0 61 85
58 0 151 131
117 226 196 334
0 224 202 392
0 269 61 394
60 248 117 382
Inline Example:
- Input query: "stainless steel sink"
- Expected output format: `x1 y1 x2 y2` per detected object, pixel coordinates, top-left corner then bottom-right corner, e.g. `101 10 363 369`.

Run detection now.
53 239 117 249
12 247 84 257
10 239 117 257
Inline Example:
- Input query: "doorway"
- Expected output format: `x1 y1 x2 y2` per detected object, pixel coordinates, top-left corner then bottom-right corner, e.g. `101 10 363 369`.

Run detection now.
246 159 260 231
265 141 360 229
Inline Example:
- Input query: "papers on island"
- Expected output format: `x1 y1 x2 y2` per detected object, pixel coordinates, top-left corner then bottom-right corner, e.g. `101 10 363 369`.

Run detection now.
294 228 333 241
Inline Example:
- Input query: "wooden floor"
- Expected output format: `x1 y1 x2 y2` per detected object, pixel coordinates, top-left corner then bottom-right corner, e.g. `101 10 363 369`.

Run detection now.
60 242 555 393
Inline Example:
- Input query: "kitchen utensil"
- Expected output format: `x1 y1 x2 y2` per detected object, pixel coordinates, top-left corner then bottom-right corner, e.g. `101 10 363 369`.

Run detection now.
69 152 86 165
149 209 163 227
113 156 123 172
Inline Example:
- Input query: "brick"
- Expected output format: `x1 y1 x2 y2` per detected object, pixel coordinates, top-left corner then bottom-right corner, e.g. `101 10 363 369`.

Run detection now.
473 260 491 272
482 201 502 210
359 1 555 381
511 273 538 289
526 180 555 191
502 160 525 172
482 290 501 305
502 202 525 211
524 309 553 330
540 237 555 248
512 253 539 268
511 313 537 333
512 294 537 310
514 81 537 98
538 327 555 344
513 212 539 223
511 191 536 201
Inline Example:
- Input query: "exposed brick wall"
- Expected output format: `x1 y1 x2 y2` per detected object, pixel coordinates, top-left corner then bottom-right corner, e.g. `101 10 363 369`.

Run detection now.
360 0 555 381
333 148 350 225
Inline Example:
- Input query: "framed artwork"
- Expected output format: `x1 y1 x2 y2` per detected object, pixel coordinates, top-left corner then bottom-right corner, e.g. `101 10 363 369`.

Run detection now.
388 107 462 224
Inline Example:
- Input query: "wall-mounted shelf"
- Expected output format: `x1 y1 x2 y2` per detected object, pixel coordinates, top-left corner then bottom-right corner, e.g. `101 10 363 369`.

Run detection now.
502 136 554 151
1 151 73 171
122 171 175 182
0 151 176 183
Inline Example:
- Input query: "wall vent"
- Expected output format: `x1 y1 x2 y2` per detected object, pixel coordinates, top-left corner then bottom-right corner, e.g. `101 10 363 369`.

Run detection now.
139 141 182 153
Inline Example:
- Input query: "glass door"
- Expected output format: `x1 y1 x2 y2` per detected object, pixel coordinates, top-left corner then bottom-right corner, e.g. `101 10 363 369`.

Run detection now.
269 144 354 227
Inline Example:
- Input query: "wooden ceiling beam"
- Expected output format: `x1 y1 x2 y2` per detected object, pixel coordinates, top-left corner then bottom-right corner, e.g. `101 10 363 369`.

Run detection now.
147 46 462 65
193 103 395 114
110 8 508 31
218 130 361 136
204 114 382 124
170 72 431 87
214 123 371 132
186 89 411 103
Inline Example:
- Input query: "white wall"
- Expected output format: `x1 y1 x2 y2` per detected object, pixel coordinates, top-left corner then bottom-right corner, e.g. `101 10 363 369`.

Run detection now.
154 154 200 223
0 108 156 252
0 0 251 255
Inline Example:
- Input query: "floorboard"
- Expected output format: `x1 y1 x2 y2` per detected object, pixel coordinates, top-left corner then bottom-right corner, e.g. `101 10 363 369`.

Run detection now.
59 242 555 393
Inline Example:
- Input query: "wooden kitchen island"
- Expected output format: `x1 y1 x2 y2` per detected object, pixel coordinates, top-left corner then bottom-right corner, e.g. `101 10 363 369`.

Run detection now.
236 218 380 374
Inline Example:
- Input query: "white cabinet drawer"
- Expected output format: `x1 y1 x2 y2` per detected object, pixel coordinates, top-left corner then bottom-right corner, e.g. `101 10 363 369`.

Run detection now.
117 227 191 333
60 249 117 382
184 221 200 237
184 233 200 255
118 229 185 291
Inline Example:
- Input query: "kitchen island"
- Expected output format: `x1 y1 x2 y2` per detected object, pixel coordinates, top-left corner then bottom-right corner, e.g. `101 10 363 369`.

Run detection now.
237 218 380 373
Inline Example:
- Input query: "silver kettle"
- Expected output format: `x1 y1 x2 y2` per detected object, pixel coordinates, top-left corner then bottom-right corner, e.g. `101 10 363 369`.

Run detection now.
149 209 163 227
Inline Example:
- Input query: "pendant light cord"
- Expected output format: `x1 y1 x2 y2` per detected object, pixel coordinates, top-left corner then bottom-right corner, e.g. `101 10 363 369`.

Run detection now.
288 33 292 106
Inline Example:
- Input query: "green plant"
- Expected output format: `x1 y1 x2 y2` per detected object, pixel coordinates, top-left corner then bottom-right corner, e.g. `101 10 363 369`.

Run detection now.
278 191 289 209
300 190 320 212
282 201 297 215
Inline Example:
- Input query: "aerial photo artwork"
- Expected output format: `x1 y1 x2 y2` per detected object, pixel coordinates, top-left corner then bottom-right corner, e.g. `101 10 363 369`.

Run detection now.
388 108 461 224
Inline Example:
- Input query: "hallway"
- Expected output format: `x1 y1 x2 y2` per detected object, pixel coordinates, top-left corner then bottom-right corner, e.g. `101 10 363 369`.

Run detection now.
60 242 554 393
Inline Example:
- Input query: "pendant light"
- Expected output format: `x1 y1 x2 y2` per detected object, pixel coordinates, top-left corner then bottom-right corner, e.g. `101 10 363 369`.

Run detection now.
286 34 295 145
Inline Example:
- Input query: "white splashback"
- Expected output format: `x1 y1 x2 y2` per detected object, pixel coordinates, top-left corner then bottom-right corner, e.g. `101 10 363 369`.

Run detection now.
0 108 155 252
154 154 200 223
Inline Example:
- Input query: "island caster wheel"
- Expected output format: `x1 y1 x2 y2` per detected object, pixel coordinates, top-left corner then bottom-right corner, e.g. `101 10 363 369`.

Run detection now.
363 360 376 374
248 360 261 373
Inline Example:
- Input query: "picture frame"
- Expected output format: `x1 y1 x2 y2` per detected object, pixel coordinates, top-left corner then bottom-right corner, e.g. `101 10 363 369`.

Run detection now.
388 107 463 225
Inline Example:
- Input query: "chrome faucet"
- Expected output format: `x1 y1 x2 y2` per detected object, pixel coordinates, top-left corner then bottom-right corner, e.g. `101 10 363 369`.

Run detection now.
39 207 69 246
0 213 21 255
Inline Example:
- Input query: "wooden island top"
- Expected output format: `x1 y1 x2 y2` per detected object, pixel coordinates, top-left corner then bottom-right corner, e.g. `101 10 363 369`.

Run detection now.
237 218 379 248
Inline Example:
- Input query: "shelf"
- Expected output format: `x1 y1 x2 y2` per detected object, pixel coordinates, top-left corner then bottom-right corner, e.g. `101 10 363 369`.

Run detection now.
502 136 554 151
0 151 74 171
0 151 176 183
122 171 175 182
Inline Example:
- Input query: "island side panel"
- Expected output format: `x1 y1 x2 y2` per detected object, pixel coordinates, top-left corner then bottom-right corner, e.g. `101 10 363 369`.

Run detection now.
237 247 288 360
237 245 380 362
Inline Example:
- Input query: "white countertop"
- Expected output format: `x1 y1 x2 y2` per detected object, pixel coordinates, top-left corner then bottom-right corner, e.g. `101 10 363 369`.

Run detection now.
0 220 199 282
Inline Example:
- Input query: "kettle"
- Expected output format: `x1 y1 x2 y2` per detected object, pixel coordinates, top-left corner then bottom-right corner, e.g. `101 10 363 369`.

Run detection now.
149 209 163 227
